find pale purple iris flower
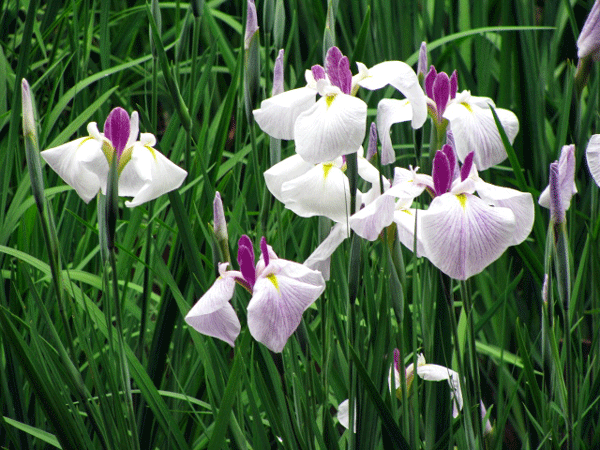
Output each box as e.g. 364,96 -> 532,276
578,0 -> 600,61
185,236 -> 325,353
392,147 -> 534,280
253,46 -> 367,164
539,144 -> 577,223
586,135 -> 600,189
41,107 -> 187,207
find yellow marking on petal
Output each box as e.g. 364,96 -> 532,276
461,102 -> 473,112
117,146 -> 133,175
325,94 -> 336,108
400,209 -> 413,216
101,140 -> 115,164
267,273 -> 279,292
145,145 -> 157,161
456,193 -> 467,209
322,163 -> 334,180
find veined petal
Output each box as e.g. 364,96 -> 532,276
120,139 -> 187,207
420,193 -> 516,280
444,101 -> 519,170
248,260 -> 325,352
350,195 -> 396,241
304,222 -> 349,280
386,167 -> 431,202
264,154 -> 314,203
253,87 -> 316,140
185,275 -> 240,347
475,179 -> 534,245
587,134 -> 600,187
358,61 -> 427,129
41,136 -> 107,203
280,163 -> 352,222
417,364 -> 463,417
294,94 -> 367,164
394,207 -> 426,257
377,98 -> 413,165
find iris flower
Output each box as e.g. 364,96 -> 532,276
586,135 -> 600,189
539,144 -> 577,223
185,235 -> 325,353
41,107 -> 187,207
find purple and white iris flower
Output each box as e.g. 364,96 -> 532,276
540,144 -> 577,223
41,107 -> 187,207
393,147 -> 534,280
586,135 -> 600,189
185,235 -> 326,353
253,46 -> 367,164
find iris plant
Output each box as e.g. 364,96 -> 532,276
185,236 -> 325,353
41,107 -> 187,207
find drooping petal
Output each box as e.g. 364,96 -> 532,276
420,193 -> 516,280
350,194 -> 396,241
119,136 -> 187,207
185,273 -> 240,347
41,135 -> 107,203
294,93 -> 367,163
304,222 -> 349,280
279,163 -> 352,222
253,87 -> 317,140
248,259 -> 325,352
264,154 -> 314,203
417,364 -> 463,418
376,98 -> 413,165
358,61 -> 427,129
394,207 -> 426,257
587,134 -> 600,187
444,94 -> 519,170
476,178 -> 534,245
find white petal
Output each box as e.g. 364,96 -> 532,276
350,195 -> 396,241
587,134 -> 600,188
358,61 -> 427,129
377,99 -> 413,165
264,154 -> 314,203
304,222 -> 350,280
253,87 -> 317,140
280,163 -> 351,222
386,167 -> 432,202
420,193 -> 516,280
294,94 -> 367,164
475,180 -> 534,245
120,143 -> 187,207
394,207 -> 426,257
444,102 -> 519,170
185,276 -> 240,347
248,260 -> 325,352
417,364 -> 463,416
337,399 -> 356,432
41,136 -> 107,203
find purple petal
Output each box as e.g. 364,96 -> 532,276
461,151 -> 475,181
311,64 -> 326,81
417,42 -> 427,77
425,66 -> 437,99
104,107 -> 131,157
272,49 -> 285,96
261,236 -> 270,267
432,150 -> 452,196
326,47 -> 352,94
433,72 -> 450,117
367,122 -> 378,160
237,235 -> 256,287
394,348 -> 401,373
441,144 -> 456,181
450,70 -> 458,99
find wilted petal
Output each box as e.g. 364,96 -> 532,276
185,273 -> 240,347
417,364 -> 463,417
264,154 -> 315,203
350,195 -> 396,241
420,193 -> 516,280
587,134 -> 600,187
119,135 -> 187,207
444,94 -> 519,170
358,61 -> 427,129
294,93 -> 367,163
253,87 -> 316,140
304,222 -> 349,280
248,260 -> 325,352
377,98 -> 413,165
280,162 -> 352,222
41,136 -> 107,203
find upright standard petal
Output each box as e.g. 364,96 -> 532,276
376,98 -> 414,165
420,193 -> 516,280
248,260 -> 325,352
41,136 -> 107,203
185,272 -> 241,347
253,87 -> 316,140
294,92 -> 367,164
587,134 -> 600,187
119,135 -> 187,207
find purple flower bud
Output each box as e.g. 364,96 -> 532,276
325,46 -> 352,94
578,0 -> 600,60
441,144 -> 456,181
542,274 -> 549,304
260,236 -> 270,267
272,49 -> 285,96
21,79 -> 35,137
393,348 -> 401,373
213,192 -> 228,241
433,72 -> 450,118
103,107 -> 130,158
244,0 -> 259,50
461,151 -> 474,182
425,66 -> 437,99
432,150 -> 452,196
418,42 -> 428,77
237,235 -> 256,288
549,161 -> 564,224
311,64 -> 326,81
367,122 -> 378,160
450,70 -> 458,99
